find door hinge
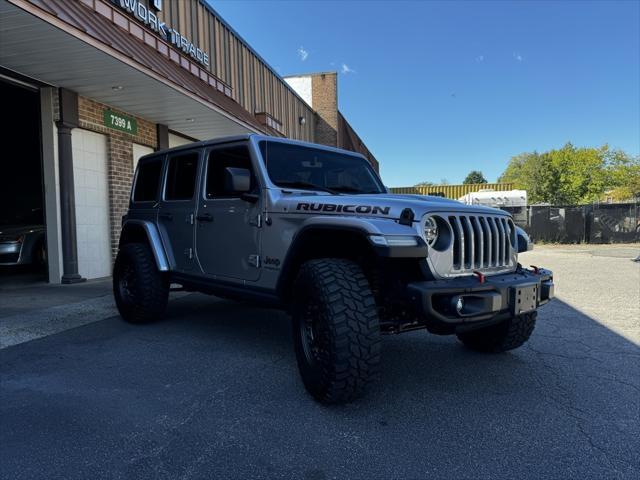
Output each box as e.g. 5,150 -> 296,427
250,214 -> 262,228
248,254 -> 260,268
184,247 -> 193,259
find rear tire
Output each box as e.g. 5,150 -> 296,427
113,243 -> 169,324
292,258 -> 381,404
456,311 -> 537,353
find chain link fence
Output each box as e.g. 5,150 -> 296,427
506,202 -> 639,244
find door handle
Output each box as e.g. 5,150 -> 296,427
159,213 -> 173,221
196,213 -> 213,222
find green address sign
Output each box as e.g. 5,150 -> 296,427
103,109 -> 138,135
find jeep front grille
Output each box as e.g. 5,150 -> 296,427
425,213 -> 517,278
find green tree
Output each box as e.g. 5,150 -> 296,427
498,143 -> 639,204
606,149 -> 640,200
546,143 -> 607,204
414,181 -> 435,187
499,152 -> 556,203
463,171 -> 488,184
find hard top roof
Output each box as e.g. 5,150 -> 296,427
137,134 -> 368,162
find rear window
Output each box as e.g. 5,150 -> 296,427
165,152 -> 199,201
133,159 -> 163,202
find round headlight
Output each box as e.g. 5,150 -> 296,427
424,216 -> 438,246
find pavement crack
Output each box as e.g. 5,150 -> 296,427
525,344 -> 632,474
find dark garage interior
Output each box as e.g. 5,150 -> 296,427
0,78 -> 47,284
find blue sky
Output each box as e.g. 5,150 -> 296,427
210,0 -> 640,187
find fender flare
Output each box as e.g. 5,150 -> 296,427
275,218 -> 427,300
294,215 -> 414,236
293,216 -> 428,258
120,219 -> 170,271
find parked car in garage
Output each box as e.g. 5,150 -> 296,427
0,224 -> 46,266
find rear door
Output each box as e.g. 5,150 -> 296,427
195,143 -> 261,281
158,150 -> 201,272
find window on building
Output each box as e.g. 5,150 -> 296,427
205,146 -> 255,198
133,159 -> 163,202
165,152 -> 199,201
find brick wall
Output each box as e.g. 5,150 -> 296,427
77,96 -> 157,259
311,73 -> 338,146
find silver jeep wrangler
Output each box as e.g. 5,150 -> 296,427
113,134 -> 554,403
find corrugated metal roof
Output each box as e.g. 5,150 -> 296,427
338,111 -> 379,171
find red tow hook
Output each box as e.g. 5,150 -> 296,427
530,265 -> 540,274
472,270 -> 485,284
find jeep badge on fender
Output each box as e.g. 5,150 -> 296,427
113,134 -> 554,404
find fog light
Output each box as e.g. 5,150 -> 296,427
455,297 -> 464,314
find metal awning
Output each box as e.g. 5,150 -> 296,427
0,0 -> 261,140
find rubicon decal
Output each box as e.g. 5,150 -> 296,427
296,203 -> 391,215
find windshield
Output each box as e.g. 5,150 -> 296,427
259,141 -> 385,194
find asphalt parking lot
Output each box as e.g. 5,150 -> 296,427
1,245 -> 639,479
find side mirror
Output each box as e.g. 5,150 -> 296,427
224,167 -> 250,194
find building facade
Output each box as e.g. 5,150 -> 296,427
285,72 -> 378,170
0,0 -> 378,284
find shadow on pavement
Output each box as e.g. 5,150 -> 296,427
0,293 -> 638,479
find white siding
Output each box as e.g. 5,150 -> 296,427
169,132 -> 194,148
72,129 -> 111,279
284,76 -> 313,108
132,143 -> 154,172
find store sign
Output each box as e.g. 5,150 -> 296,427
104,109 -> 138,135
111,0 -> 210,67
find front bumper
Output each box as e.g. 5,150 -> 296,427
407,266 -> 554,328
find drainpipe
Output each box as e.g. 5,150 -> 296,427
57,88 -> 85,284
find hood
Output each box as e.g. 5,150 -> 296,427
273,192 -> 510,220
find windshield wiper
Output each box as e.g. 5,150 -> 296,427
328,185 -> 368,193
277,181 -> 339,195
329,185 -> 384,194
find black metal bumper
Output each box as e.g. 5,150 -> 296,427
406,267 -> 554,328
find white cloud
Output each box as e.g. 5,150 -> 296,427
475,55 -> 485,63
297,46 -> 309,61
341,63 -> 356,74
513,52 -> 523,62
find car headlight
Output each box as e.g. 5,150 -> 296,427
423,216 -> 439,246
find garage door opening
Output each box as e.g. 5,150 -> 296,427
0,79 -> 47,286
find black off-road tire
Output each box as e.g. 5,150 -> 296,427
292,259 -> 381,404
113,243 -> 169,324
456,311 -> 537,353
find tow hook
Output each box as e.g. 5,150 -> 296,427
472,270 -> 485,284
